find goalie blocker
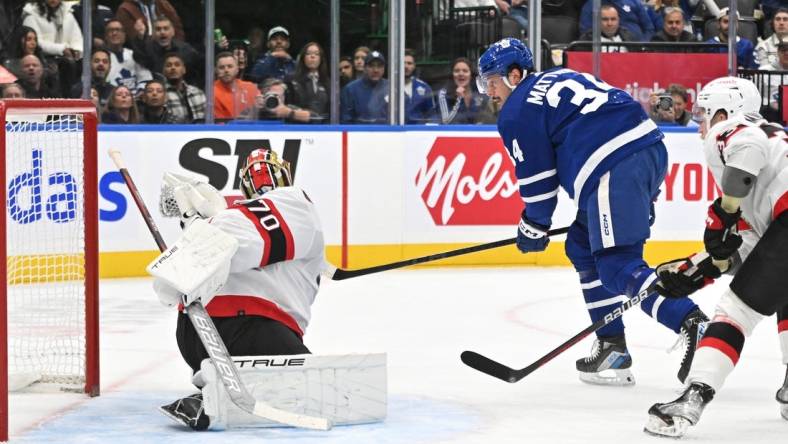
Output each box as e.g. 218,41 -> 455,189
160,353 -> 387,430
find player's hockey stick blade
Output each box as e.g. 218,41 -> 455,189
461,287 -> 656,383
108,148 -> 331,430
325,226 -> 570,280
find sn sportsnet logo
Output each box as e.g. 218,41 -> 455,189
414,137 -> 522,225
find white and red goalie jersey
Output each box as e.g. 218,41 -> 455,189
193,186 -> 326,337
703,114 -> 788,260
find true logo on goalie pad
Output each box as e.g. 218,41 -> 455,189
234,358 -> 306,368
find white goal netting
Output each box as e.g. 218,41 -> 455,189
5,113 -> 88,390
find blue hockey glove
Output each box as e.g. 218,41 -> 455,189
517,215 -> 550,253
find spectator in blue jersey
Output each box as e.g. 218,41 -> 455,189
477,38 -> 708,386
705,8 -> 757,69
340,50 -> 389,124
437,57 -> 488,124
580,0 -> 655,41
249,26 -> 295,84
404,49 -> 435,124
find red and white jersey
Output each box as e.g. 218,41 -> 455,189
703,114 -> 788,259
203,186 -> 325,337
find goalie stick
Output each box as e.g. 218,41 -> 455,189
108,148 -> 331,431
325,227 -> 570,281
461,286 -> 656,383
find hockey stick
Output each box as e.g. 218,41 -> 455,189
461,286 -> 655,383
325,226 -> 571,281
108,148 -> 331,430
461,256 -> 727,383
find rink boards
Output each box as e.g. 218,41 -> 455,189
86,124 -> 711,277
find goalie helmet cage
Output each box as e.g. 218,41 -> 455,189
0,99 -> 99,442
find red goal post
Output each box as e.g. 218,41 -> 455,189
0,99 -> 99,442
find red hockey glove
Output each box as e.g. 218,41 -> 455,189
703,198 -> 743,260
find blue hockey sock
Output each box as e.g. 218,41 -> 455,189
627,266 -> 698,333
579,270 -> 626,338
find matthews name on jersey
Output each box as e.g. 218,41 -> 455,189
496,68 -> 663,226
198,186 -> 325,337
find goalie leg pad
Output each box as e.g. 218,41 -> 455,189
200,353 -> 387,430
729,213 -> 788,316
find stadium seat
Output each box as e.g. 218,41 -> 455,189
541,15 -> 579,45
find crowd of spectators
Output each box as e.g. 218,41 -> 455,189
0,0 -> 786,125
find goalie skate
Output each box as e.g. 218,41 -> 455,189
643,382 -> 714,438
777,366 -> 788,421
159,393 -> 210,431
575,336 -> 634,386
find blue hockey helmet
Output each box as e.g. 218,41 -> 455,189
477,38 -> 533,94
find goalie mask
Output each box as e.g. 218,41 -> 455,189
239,148 -> 292,199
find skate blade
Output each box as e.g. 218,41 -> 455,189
578,368 -> 635,386
780,404 -> 788,421
158,405 -> 191,428
644,414 -> 690,438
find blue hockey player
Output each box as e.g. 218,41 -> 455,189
477,38 -> 709,386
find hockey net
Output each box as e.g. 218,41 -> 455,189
1,99 -> 99,441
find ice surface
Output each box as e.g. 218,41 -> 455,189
9,267 -> 787,443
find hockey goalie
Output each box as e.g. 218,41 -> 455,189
147,148 -> 386,430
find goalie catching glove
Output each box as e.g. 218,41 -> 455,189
146,218 -> 239,308
160,172 -> 227,227
653,252 -> 722,298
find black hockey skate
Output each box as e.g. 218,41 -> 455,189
644,382 -> 715,438
675,309 -> 709,384
159,392 -> 210,431
575,335 -> 634,386
777,365 -> 788,421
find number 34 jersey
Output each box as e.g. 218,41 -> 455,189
204,186 -> 326,337
497,68 -> 664,227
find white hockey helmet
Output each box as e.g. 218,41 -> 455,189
692,76 -> 761,123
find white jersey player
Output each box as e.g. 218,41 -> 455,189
153,148 -> 326,430
644,77 -> 788,438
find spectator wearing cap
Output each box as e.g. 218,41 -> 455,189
340,50 -> 389,124
580,0 -> 654,41
756,8 -> 788,69
651,7 -> 695,42
759,36 -> 788,122
214,51 -> 261,120
404,49 -> 435,124
249,26 -> 295,83
705,8 -> 757,69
